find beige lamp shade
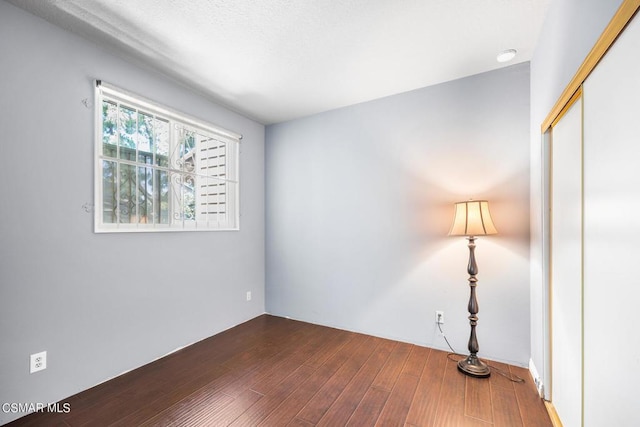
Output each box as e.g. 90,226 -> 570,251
448,200 -> 498,236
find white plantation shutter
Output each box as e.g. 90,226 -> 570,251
194,133 -> 239,229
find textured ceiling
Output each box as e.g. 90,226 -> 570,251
8,0 -> 551,124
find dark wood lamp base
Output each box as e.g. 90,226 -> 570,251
457,353 -> 491,378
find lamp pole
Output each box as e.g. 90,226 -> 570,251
457,236 -> 491,378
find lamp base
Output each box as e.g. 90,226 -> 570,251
457,354 -> 491,378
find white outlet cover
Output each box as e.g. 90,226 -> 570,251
30,351 -> 47,373
246,291 -> 252,301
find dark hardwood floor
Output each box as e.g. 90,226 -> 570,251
7,315 -> 551,426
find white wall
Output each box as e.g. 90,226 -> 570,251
529,0 -> 623,392
266,63 -> 531,365
0,2 -> 265,424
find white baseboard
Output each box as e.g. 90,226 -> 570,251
529,358 -> 544,397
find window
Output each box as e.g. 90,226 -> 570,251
95,81 -> 241,232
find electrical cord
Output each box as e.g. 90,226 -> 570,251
437,322 -> 525,383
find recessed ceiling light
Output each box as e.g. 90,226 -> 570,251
496,49 -> 517,63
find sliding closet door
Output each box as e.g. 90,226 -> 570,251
550,96 -> 582,427
582,12 -> 640,427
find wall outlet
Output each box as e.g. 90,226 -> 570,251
246,291 -> 252,301
30,351 -> 47,373
435,310 -> 444,324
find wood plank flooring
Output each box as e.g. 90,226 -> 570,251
6,315 -> 551,426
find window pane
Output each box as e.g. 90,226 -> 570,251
170,172 -> 195,222
138,166 -> 153,224
155,118 -> 169,167
102,101 -> 118,158
119,164 -> 136,223
177,129 -> 196,173
183,173 -> 195,221
156,170 -> 169,224
119,106 -> 137,161
138,112 -> 153,164
102,160 -> 117,223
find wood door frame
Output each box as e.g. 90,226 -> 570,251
546,90 -> 583,426
541,1 -> 640,134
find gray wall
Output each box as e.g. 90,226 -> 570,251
528,0 -> 623,390
0,2 -> 265,424
266,63 -> 531,365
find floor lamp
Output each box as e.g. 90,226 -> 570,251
448,200 -> 497,378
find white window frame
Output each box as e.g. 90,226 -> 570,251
94,81 -> 241,233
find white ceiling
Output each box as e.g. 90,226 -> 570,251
9,0 -> 551,124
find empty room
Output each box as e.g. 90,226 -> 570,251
1,0 -> 639,426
